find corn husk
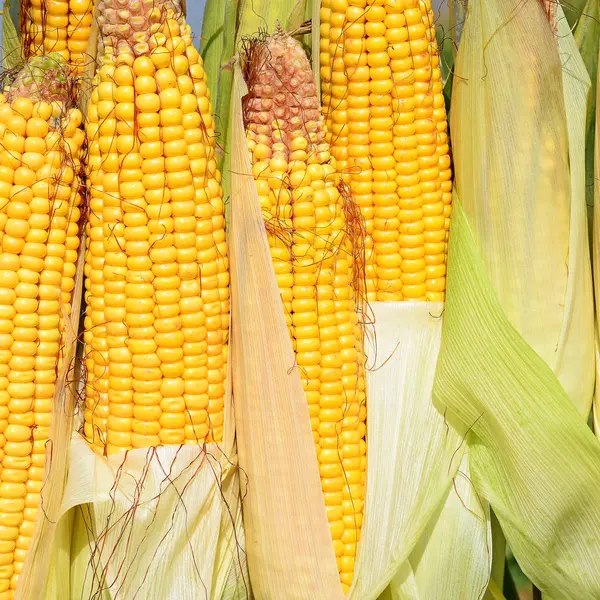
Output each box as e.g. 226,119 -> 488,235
433,2 -> 600,595
450,0 -> 594,417
435,196 -> 600,597
23,356 -> 245,600
2,0 -> 21,69
229,65 -> 343,599
231,39 -> 491,595
340,303 -> 489,600
380,455 -> 491,600
593,41 -> 600,432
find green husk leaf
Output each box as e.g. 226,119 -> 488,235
312,0 -> 320,93
237,0 -> 306,40
488,510 -> 507,592
434,193 -> 600,597
565,0 -> 594,26
2,0 -> 21,70
574,0 -> 600,229
434,1 -> 600,596
201,0 -> 238,205
449,0 -> 467,60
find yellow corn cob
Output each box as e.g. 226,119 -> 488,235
23,0 -> 96,73
320,0 -> 452,302
243,29 -> 367,593
84,0 -> 229,455
0,55 -> 83,599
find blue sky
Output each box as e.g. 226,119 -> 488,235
187,0 -> 208,44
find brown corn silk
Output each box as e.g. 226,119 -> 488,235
319,0 -> 452,302
242,29 -> 367,592
0,55 -> 83,599
22,0 -> 96,74
83,0 -> 230,454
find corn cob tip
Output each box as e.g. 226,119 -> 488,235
96,0 -> 184,56
6,53 -> 72,104
242,29 -> 325,160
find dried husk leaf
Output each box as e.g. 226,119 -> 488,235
593,40 -> 600,433
228,65 -> 343,600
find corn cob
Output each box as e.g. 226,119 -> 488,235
83,0 -> 229,455
242,29 -> 367,592
320,0 -> 452,302
23,0 -> 96,74
0,54 -> 83,599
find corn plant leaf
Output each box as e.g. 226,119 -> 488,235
229,66 -> 343,600
2,0 -> 22,70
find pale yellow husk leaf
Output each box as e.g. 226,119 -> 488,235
450,0 -> 594,417
343,303 -> 489,600
385,455 -> 491,600
46,436 -> 245,600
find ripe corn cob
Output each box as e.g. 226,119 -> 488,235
23,0 -> 96,73
0,54 -> 83,599
320,0 -> 452,302
242,29 -> 367,592
83,0 -> 229,455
